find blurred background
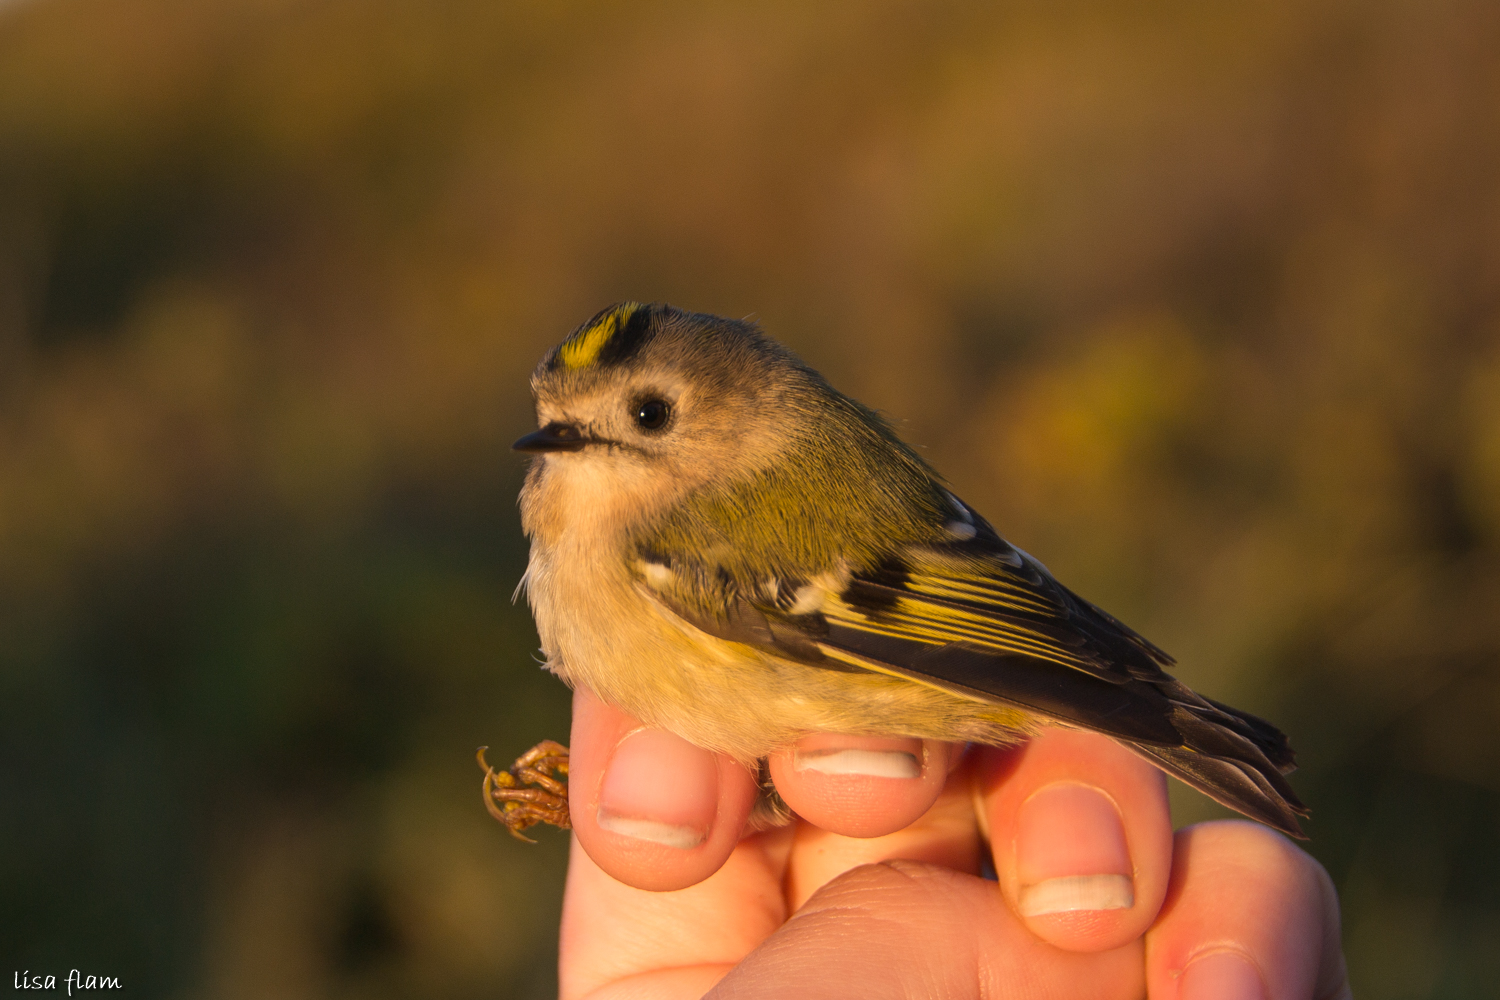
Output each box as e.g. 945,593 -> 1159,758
1,0 -> 1497,996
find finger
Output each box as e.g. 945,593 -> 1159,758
781,746 -> 984,911
1145,821 -> 1351,1000
766,734 -> 961,838
707,859 -> 1145,1000
975,728 -> 1174,953
567,686 -> 760,892
559,831 -> 792,1000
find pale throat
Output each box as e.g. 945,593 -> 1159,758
523,452 -> 680,551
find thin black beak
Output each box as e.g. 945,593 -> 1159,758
513,422 -> 590,453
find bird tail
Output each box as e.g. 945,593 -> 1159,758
1127,685 -> 1309,838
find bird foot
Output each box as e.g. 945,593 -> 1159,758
478,741 -> 571,842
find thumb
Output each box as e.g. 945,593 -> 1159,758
708,859 -> 1145,1000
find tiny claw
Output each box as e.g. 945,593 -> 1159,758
481,766 -> 510,825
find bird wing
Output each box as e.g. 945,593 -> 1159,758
635,505 -> 1310,837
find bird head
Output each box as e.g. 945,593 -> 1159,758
517,304 -> 816,534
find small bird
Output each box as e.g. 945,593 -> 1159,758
488,302 -> 1308,840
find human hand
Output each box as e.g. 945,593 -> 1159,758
557,687 -> 1350,1000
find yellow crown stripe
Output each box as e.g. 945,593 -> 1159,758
558,303 -> 641,370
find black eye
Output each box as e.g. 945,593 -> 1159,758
635,398 -> 671,431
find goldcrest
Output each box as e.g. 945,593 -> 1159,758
496,303 -> 1306,839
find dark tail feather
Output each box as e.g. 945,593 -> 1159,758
1129,697 -> 1310,839
1201,695 -> 1298,774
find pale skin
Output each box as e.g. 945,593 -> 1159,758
559,687 -> 1352,1000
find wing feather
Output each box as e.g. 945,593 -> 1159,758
634,512 -> 1309,837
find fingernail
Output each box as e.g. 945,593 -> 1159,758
795,748 -> 921,778
1018,874 -> 1134,916
596,728 -> 715,849
1015,782 -> 1133,916
1179,952 -> 1266,1000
